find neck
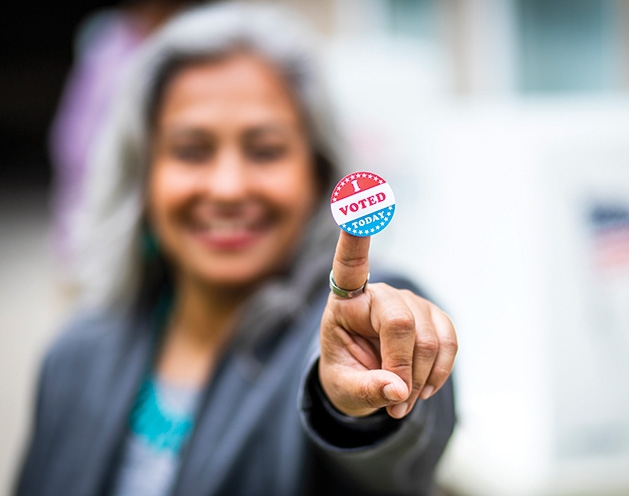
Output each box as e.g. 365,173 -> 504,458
155,273 -> 253,386
170,274 -> 253,347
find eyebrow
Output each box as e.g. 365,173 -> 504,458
158,127 -> 211,141
243,124 -> 293,140
158,122 -> 296,142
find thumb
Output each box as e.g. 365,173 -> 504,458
320,367 -> 410,418
332,231 -> 370,293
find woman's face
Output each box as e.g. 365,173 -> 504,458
148,53 -> 319,290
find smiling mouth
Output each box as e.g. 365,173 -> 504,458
189,217 -> 270,250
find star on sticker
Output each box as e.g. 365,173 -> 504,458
350,175 -> 355,180
380,222 -> 385,227
378,180 -> 383,184
388,206 -> 393,210
387,212 -> 391,217
376,225 -> 380,230
368,174 -> 373,179
370,228 -> 375,233
342,224 -> 346,228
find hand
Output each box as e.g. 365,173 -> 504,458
319,231 -> 458,419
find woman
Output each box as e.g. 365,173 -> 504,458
17,4 -> 457,496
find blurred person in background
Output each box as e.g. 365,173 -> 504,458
16,3 -> 457,496
49,0 -> 200,294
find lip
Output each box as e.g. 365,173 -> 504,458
188,217 -> 270,250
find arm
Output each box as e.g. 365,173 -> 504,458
299,231 -> 458,495
300,356 -> 455,495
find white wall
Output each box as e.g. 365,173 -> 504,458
324,42 -> 629,492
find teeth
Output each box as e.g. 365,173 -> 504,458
198,219 -> 256,232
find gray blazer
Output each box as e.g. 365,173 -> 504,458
15,276 -> 455,496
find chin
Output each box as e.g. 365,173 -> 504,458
195,261 -> 276,290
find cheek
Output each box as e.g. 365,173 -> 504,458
147,164 -> 192,232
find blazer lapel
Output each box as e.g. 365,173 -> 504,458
69,313 -> 153,496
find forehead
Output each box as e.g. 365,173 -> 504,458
157,53 -> 302,128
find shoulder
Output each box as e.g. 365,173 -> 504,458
26,308 -> 139,439
42,308 -> 132,380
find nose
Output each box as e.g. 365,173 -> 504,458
205,146 -> 248,203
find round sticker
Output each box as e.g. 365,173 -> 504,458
330,171 -> 396,237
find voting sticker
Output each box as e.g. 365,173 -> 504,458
330,171 -> 396,237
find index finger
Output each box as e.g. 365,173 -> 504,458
332,230 -> 370,292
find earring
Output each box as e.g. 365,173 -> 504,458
142,224 -> 160,259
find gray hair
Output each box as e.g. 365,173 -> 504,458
76,2 -> 345,311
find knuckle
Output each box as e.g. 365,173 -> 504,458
399,288 -> 414,299
441,335 -> 459,355
416,336 -> 439,357
357,382 -> 381,409
366,394 -> 382,409
385,312 -> 415,335
335,253 -> 368,269
431,364 -> 453,383
387,356 -> 413,370
411,379 -> 424,395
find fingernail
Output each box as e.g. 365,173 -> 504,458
420,385 -> 435,400
390,402 -> 409,418
383,383 -> 400,402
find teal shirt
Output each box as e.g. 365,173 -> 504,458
111,376 -> 200,496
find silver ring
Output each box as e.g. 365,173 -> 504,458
329,270 -> 369,299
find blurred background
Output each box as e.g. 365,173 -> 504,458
1,0 -> 628,494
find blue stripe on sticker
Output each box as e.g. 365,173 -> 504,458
340,205 -> 395,237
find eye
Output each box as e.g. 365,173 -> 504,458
172,143 -> 213,164
247,144 -> 287,163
